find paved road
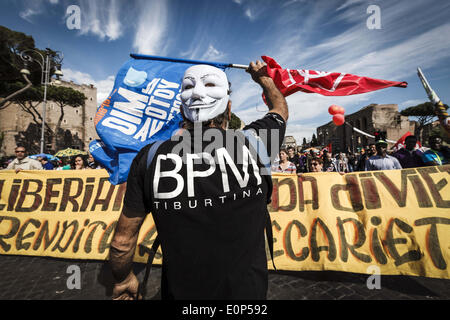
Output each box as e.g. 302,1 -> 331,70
0,254 -> 449,300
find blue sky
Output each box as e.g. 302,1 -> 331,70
1,0 -> 450,143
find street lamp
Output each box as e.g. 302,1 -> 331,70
19,49 -> 64,154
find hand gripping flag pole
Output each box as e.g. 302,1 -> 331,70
417,67 -> 450,135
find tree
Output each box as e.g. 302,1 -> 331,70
2,82 -> 86,153
0,26 -> 87,153
311,133 -> 318,147
46,85 -> 86,151
0,26 -> 63,108
302,137 -> 307,147
400,102 -> 449,139
229,112 -> 242,130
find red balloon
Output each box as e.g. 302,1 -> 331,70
333,114 -> 345,126
335,106 -> 345,115
328,105 -> 339,115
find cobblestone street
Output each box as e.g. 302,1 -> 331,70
1,255 -> 449,300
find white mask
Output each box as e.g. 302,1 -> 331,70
181,65 -> 230,122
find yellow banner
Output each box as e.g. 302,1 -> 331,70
0,166 -> 449,279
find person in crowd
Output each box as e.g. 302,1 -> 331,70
71,155 -> 88,170
56,158 -> 72,170
421,135 -> 449,166
299,151 -> 307,172
393,135 -> 425,168
356,143 -> 376,171
40,156 -> 55,170
272,149 -> 297,173
87,153 -> 103,169
109,60 -> 288,300
287,146 -> 303,173
335,152 -> 349,173
323,152 -> 336,172
305,149 -> 319,172
365,140 -> 402,171
6,145 -> 42,173
347,153 -> 356,172
309,157 -> 324,173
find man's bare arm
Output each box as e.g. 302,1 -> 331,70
109,207 -> 145,283
247,60 -> 289,122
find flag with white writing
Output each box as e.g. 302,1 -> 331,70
89,54 -> 229,185
262,56 -> 407,97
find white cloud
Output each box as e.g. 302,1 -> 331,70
200,45 -> 226,61
132,0 -> 169,55
19,8 -> 40,23
244,8 -> 254,21
77,0 -> 123,41
230,0 -> 450,140
62,68 -> 115,104
336,0 -> 362,11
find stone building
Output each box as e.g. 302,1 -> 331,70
316,104 -> 416,153
0,80 -> 99,157
282,136 -> 297,149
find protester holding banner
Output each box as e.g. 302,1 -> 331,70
365,140 -> 402,171
109,60 -> 288,300
6,146 -> 42,173
393,135 -> 425,168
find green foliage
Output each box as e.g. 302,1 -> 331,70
0,25 -> 62,93
229,112 -> 242,129
2,81 -> 86,107
311,133 -> 318,147
400,102 -> 448,117
400,101 -> 449,136
47,85 -> 86,108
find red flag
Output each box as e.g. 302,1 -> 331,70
262,56 -> 407,97
322,143 -> 332,154
392,131 -> 422,152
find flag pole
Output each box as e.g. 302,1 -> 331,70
229,64 -> 249,69
130,53 -> 248,70
417,67 -> 450,135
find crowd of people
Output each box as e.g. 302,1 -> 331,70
272,135 -> 450,174
1,145 -> 103,172
2,135 -> 449,175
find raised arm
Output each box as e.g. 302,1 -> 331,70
247,60 -> 289,122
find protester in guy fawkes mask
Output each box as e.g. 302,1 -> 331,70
109,61 -> 289,300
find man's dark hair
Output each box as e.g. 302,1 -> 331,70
15,145 -> 26,151
429,135 -> 442,144
311,157 -> 323,165
405,135 -> 417,142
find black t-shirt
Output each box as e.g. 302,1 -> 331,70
124,112 -> 286,300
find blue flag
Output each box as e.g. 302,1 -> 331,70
89,54 -> 229,185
